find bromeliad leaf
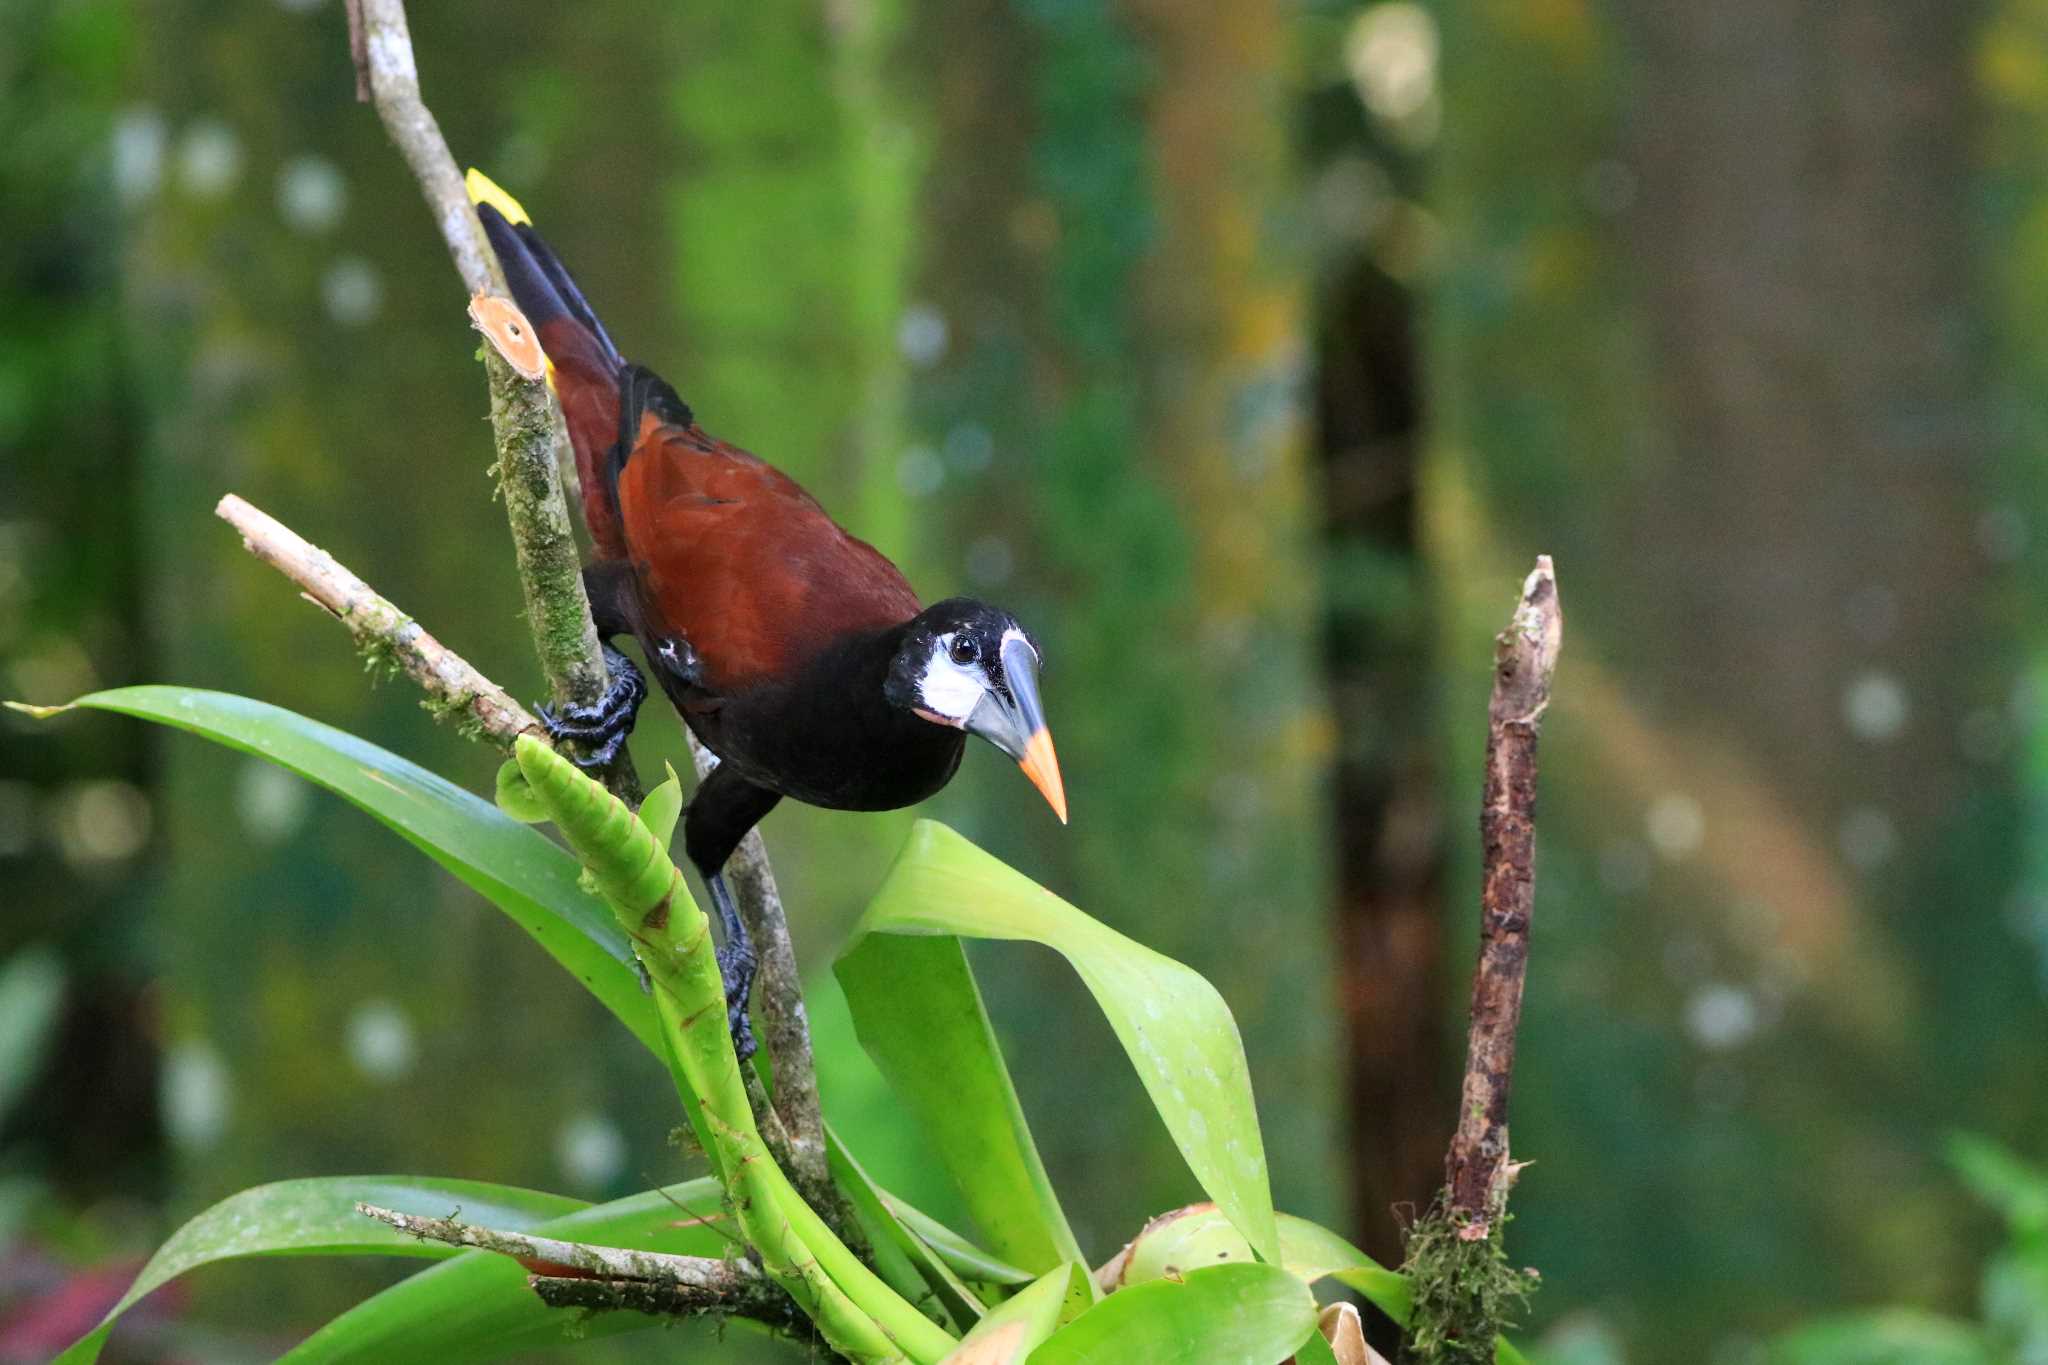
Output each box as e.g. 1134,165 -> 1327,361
838,821 -> 1279,1265
32,689 -> 658,1055
52,1177 -> 585,1365
936,1263 -> 1084,1364
1027,1263 -> 1316,1365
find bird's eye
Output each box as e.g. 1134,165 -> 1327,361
949,636 -> 979,666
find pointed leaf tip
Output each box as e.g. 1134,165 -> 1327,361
5,699 -> 71,719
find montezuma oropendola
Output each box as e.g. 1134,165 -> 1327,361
467,171 -> 1067,1058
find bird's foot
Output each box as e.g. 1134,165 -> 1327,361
537,643 -> 646,770
717,941 -> 758,1063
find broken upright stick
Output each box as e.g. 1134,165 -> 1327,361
1447,555 -> 1562,1230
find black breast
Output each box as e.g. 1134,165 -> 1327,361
679,626 -> 968,812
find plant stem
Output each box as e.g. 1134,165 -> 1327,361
687,735 -> 836,1223
515,737 -> 956,1364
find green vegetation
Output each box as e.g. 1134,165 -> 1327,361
28,687 -> 1454,1362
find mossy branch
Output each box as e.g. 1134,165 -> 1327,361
1403,557 -> 1560,1365
346,0 -> 635,799
216,494 -> 539,748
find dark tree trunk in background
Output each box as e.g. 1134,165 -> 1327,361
906,0 -> 1341,1249
1316,257 -> 1445,1267
1431,0 -> 2035,1355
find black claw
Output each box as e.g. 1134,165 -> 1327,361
536,645 -> 646,768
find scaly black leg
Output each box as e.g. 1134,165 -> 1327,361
684,765 -> 782,1065
705,872 -> 757,1063
536,642 -> 646,770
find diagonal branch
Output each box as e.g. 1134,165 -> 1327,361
355,1202 -> 801,1330
217,494 -> 539,747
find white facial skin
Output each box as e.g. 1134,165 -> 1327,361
913,628 -> 1037,729
912,633 -> 990,728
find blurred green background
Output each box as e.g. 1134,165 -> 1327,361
3,0 -> 2046,1361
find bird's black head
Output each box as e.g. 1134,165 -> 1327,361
885,597 -> 1067,823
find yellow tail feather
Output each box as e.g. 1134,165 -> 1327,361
464,167 -> 531,226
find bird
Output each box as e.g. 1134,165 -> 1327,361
466,170 -> 1067,1059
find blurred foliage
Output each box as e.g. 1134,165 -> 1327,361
3,0 -> 2047,1362
1750,1137 -> 2048,1365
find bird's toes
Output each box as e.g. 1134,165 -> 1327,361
728,1004 -> 757,1064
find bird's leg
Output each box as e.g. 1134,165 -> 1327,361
536,642 -> 646,769
705,871 -> 758,1063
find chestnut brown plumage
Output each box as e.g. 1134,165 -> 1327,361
469,172 -> 1066,1057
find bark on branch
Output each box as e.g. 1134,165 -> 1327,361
216,494 -> 540,748
1445,556 -> 1562,1230
343,0 -> 837,1253
355,1202 -> 800,1330
344,0 -> 633,799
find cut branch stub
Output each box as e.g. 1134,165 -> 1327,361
1445,556 -> 1561,1229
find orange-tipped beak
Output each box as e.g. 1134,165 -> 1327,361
1018,727 -> 1068,825
966,632 -> 1069,827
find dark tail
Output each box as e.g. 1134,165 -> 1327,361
470,172 -> 635,558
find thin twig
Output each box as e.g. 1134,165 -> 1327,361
346,0 -> 636,800
356,1201 -> 795,1327
216,494 -> 539,748
528,1274 -> 808,1332
1445,556 -> 1562,1231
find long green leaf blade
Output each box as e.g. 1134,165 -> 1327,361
839,927 -> 1083,1275
840,821 -> 1277,1264
1026,1263 -> 1315,1365
41,689 -> 658,1053
54,1177 -> 585,1365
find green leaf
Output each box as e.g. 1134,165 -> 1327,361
838,927 -> 1080,1275
830,1126 -> 979,1331
1948,1131 -> 2048,1236
941,1264 -> 1084,1364
281,1179 -> 737,1363
491,759 -> 547,823
888,1197 -> 1037,1288
1027,1263 -> 1316,1365
1276,1214 -> 1410,1324
1765,1309 -> 1994,1365
46,689 -> 658,1054
54,1177 -> 585,1365
1291,1328 -> 1342,1365
0,945 -> 65,1125
838,821 -> 1276,1267
639,762 -> 686,852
